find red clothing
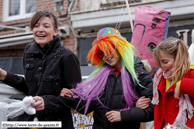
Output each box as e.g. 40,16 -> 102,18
154,69 -> 194,129
110,68 -> 121,76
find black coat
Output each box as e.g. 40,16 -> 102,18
3,36 -> 82,129
47,57 -> 154,129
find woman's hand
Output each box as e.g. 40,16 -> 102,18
60,88 -> 74,97
136,96 -> 151,109
0,68 -> 7,80
32,96 -> 45,111
105,111 -> 121,122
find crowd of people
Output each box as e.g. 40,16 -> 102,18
0,11 -> 194,129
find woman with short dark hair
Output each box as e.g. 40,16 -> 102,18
0,11 -> 81,129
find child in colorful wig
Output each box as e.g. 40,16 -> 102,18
151,37 -> 194,129
59,27 -> 154,129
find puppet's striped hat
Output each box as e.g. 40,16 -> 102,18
92,27 -> 126,46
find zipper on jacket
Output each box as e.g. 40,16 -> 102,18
106,74 -> 117,129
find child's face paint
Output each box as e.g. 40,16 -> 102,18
159,51 -> 175,80
102,51 -> 122,69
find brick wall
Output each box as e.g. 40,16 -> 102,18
0,0 -> 78,57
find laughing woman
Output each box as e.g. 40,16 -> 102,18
59,27 -> 154,129
0,11 -> 81,129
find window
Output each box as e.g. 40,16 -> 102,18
3,0 -> 36,21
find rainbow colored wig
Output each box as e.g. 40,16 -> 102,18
87,27 -> 137,79
73,27 -> 140,114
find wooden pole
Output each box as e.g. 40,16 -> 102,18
125,0 -> 134,32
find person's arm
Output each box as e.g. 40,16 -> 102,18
35,53 -> 81,112
120,57 -> 154,122
0,68 -> 7,80
179,70 -> 194,97
106,96 -> 152,123
2,72 -> 28,94
59,88 -> 96,115
61,53 -> 82,89
136,96 -> 151,109
35,91 -> 95,116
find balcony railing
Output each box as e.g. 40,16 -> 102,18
101,0 -> 169,9
102,0 -> 141,6
72,0 -> 170,14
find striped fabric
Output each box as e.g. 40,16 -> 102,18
92,27 -> 125,45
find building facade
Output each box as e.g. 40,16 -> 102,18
0,0 -> 194,129
69,0 -> 194,65
0,0 -> 80,74
0,0 -> 77,56
0,0 -> 194,68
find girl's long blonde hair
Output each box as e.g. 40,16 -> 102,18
153,37 -> 190,82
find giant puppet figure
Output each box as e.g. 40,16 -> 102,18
131,6 -> 171,74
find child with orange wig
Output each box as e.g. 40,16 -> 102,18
59,27 -> 154,129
